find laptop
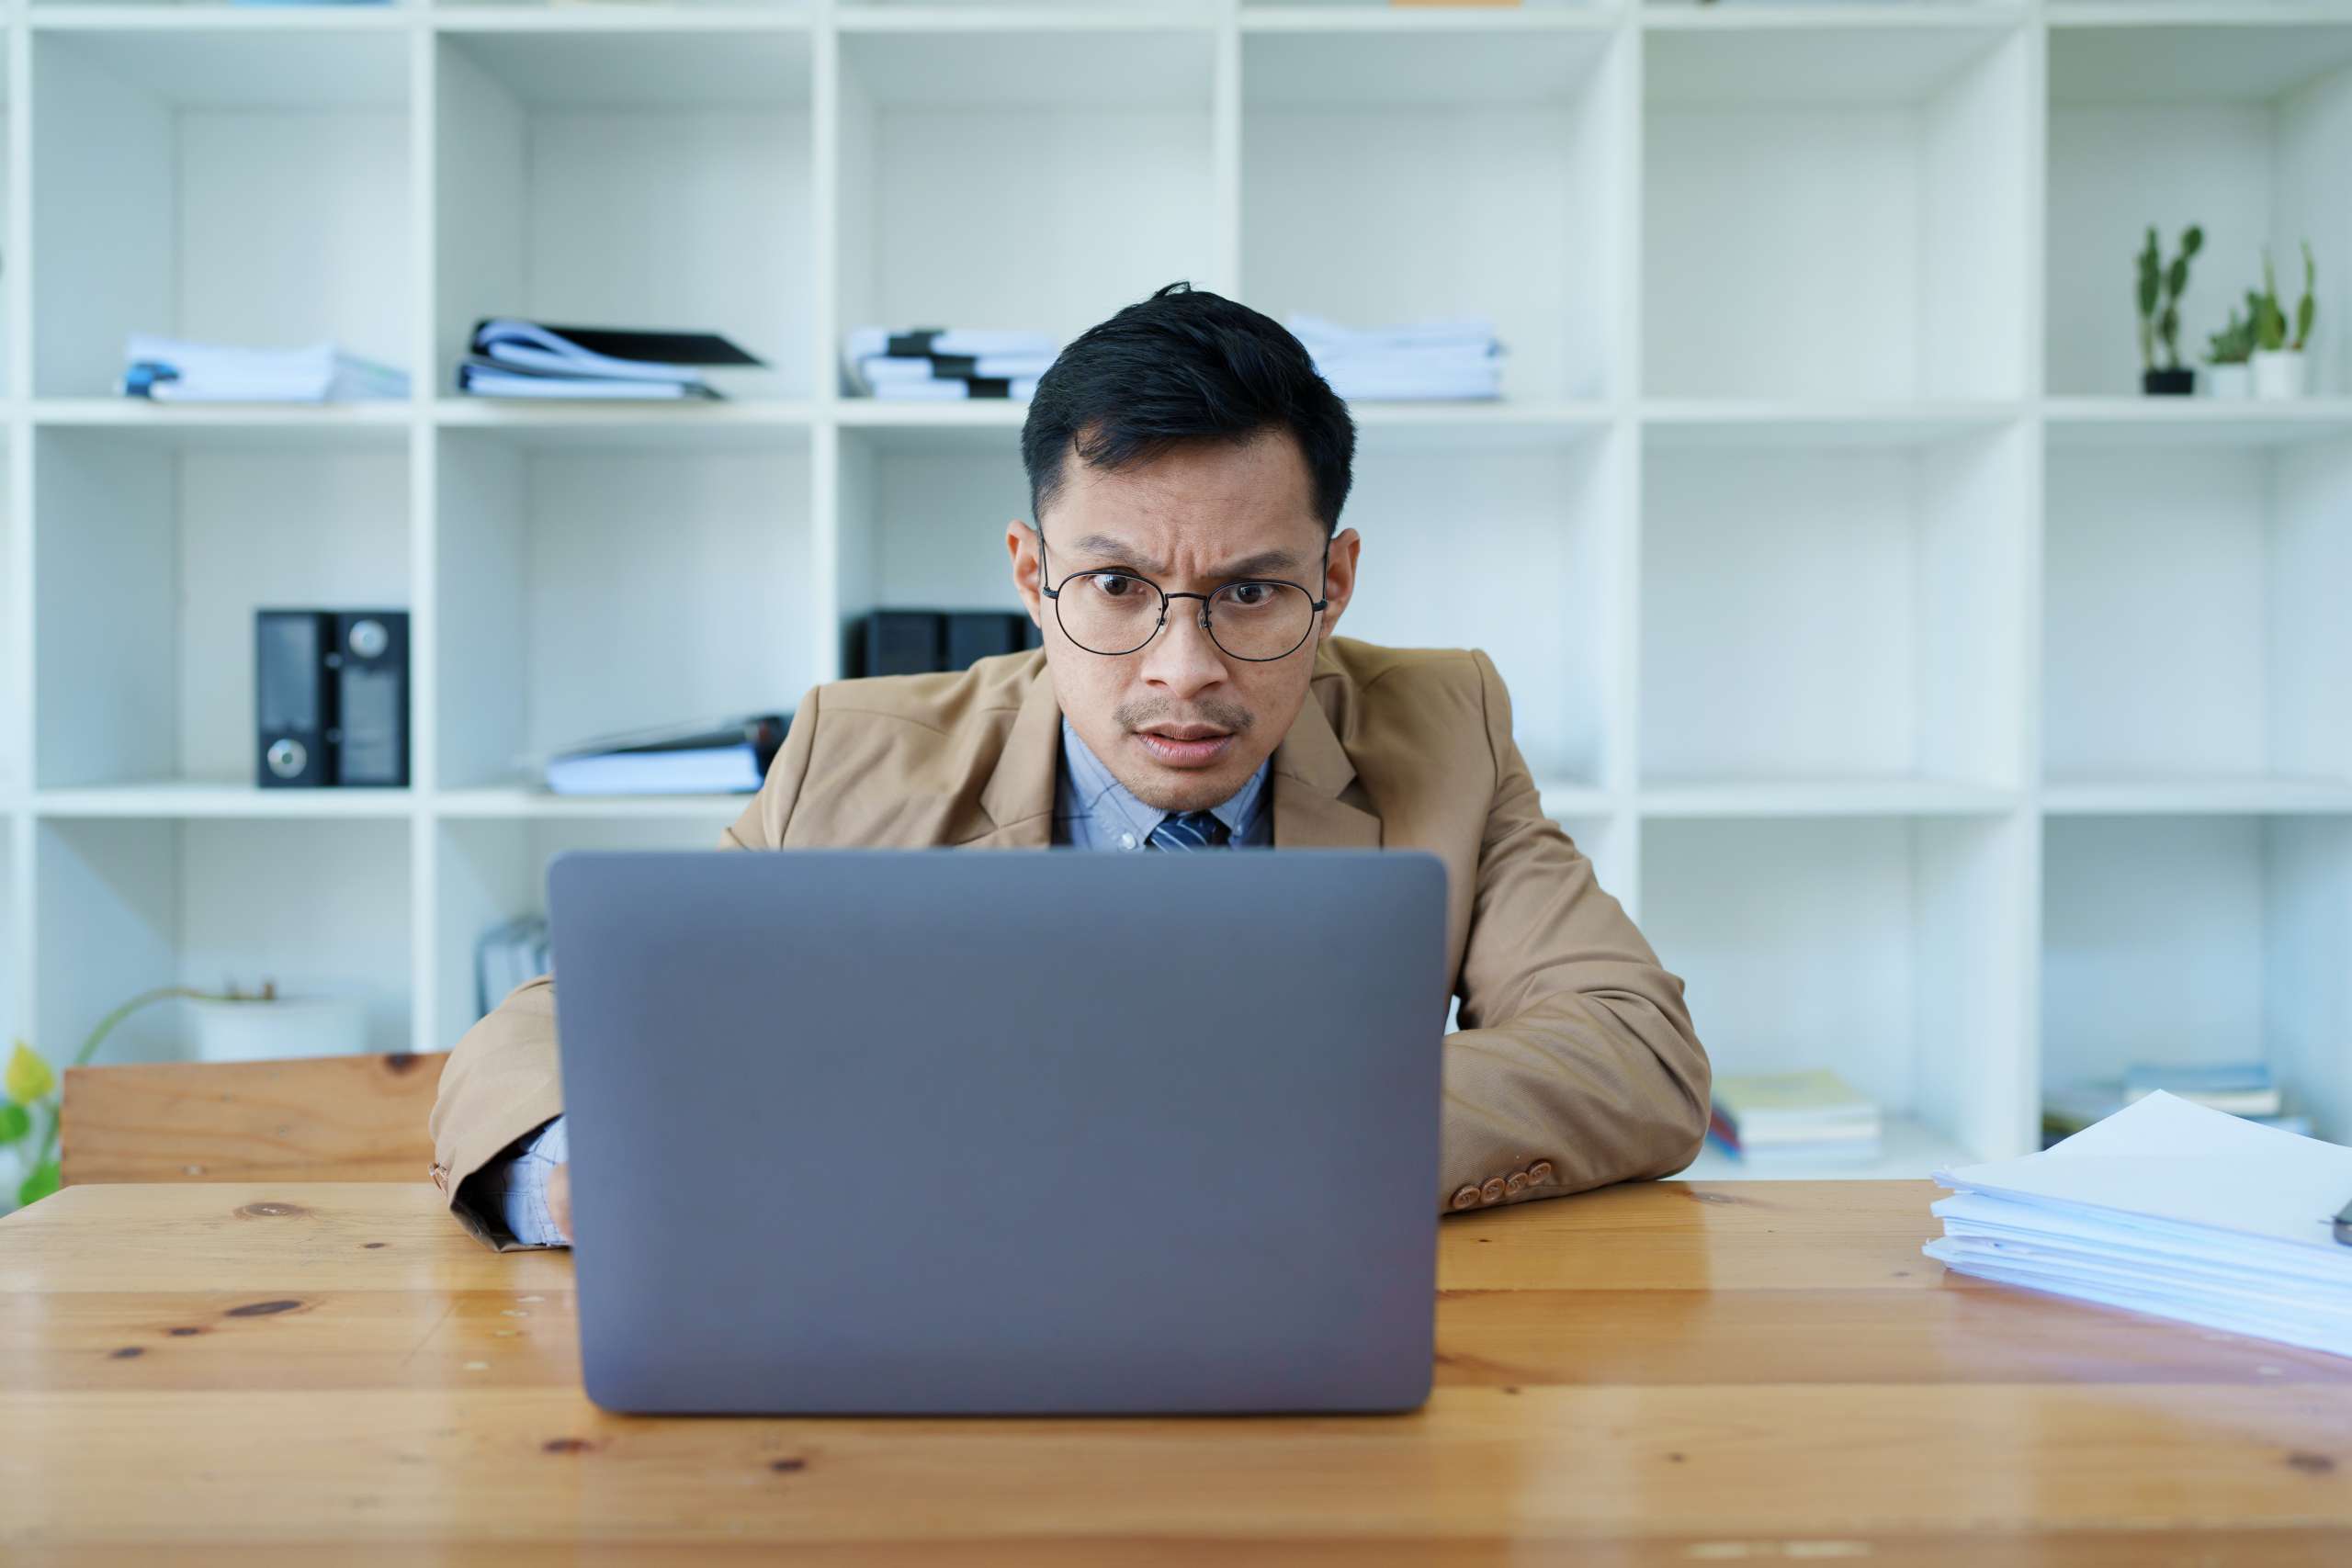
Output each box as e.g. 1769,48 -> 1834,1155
545,847 -> 1448,1416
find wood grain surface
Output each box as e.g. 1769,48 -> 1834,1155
4,1179 -> 2349,1565
59,1054 -> 447,1186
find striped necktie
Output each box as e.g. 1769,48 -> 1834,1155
1147,810 -> 1230,850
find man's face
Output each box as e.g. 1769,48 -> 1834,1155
1006,430 -> 1360,816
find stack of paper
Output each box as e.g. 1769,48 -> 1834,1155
846,327 -> 1055,401
458,321 -> 765,400
1284,314 -> 1504,401
1928,1091 -> 2352,1359
1707,1068 -> 1883,1166
121,334 -> 409,403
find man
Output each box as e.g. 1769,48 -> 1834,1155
429,282 -> 1709,1250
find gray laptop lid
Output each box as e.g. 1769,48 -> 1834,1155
546,848 -> 1446,1416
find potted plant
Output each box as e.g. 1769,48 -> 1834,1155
2137,224 -> 2202,395
2251,241 -> 2318,400
2202,299 -> 2256,399
2,986 -> 229,1211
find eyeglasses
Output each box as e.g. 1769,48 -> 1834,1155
1036,531 -> 1329,662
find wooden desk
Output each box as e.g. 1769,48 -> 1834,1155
4,1179 -> 2349,1565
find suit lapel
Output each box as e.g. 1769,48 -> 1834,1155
961,659 -> 1060,849
1272,658 -> 1383,850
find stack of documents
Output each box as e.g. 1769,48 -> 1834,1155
121,334 -> 408,403
846,327 -> 1055,400
459,321 -> 764,400
1928,1092 -> 2352,1359
544,713 -> 788,796
1707,1069 -> 1883,1167
475,916 -> 549,1019
1285,314 -> 1504,401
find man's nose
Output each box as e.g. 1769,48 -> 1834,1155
1139,599 -> 1227,698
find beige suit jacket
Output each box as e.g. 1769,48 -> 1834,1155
429,637 -> 1711,1247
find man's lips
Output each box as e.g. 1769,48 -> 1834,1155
1133,728 -> 1236,767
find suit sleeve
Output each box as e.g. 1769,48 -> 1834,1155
1439,649 -> 1712,1210
428,692 -> 823,1246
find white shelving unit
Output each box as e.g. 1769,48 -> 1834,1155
2,0 -> 2349,1183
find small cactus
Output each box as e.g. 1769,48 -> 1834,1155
2136,224 -> 2202,371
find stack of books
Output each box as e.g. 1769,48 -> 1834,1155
1285,314 -> 1504,400
121,334 -> 408,403
845,327 -> 1056,400
458,321 -> 764,400
1928,1092 -> 2352,1359
543,714 -> 788,796
2042,1062 -> 2309,1148
475,915 -> 549,1019
1707,1069 -> 1883,1167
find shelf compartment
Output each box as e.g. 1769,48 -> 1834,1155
435,425 -> 814,791
1640,423 -> 2030,789
435,28 -> 814,399
2046,20 -> 2352,397
1644,21 -> 2031,400
32,816 -> 413,1066
2042,433 -> 2352,786
835,424 -> 1034,668
1642,812 -> 2033,1178
835,27 -> 1216,395
432,815 -> 726,1061
2042,813 -> 2352,1145
31,426 -> 412,792
1343,423 -> 1624,788
30,28 -> 410,402
1242,23 -> 1627,402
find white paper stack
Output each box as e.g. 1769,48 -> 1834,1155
1927,1091 -> 2352,1359
122,333 -> 409,403
845,327 -> 1055,400
1284,314 -> 1504,401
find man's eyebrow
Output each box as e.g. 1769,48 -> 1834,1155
1065,534 -> 1303,580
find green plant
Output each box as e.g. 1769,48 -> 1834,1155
1,986 -> 238,1210
2137,224 -> 2203,372
2252,243 -> 2318,355
2205,301 -> 2257,366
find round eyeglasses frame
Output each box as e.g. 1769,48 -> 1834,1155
1035,529 -> 1329,662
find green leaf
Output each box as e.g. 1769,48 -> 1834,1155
17,1158 -> 60,1209
0,1101 -> 28,1143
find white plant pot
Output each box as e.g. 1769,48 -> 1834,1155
2203,363 -> 2252,400
187,995 -> 367,1064
2251,350 -> 2307,400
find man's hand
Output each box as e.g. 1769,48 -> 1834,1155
548,1161 -> 572,1245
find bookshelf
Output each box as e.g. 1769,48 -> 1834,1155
1,0 -> 2349,1181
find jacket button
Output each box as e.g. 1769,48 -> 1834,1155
1506,1171 -> 1527,1194
1528,1161 -> 1555,1185
1451,1186 -> 1481,1212
1480,1178 -> 1507,1205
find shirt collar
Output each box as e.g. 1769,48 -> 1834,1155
1058,716 -> 1271,844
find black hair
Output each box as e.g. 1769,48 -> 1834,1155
1021,282 -> 1355,537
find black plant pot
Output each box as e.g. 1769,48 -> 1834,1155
2143,367 -> 2196,396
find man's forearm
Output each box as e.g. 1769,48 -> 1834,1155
1440,987 -> 1711,1210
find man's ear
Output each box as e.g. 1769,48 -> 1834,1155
1316,527 -> 1362,645
1006,520 -> 1045,626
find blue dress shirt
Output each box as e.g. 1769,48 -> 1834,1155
475,719 -> 1272,1247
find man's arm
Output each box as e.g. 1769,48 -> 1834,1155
427,692 -> 823,1247
1439,649 -> 1712,1211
